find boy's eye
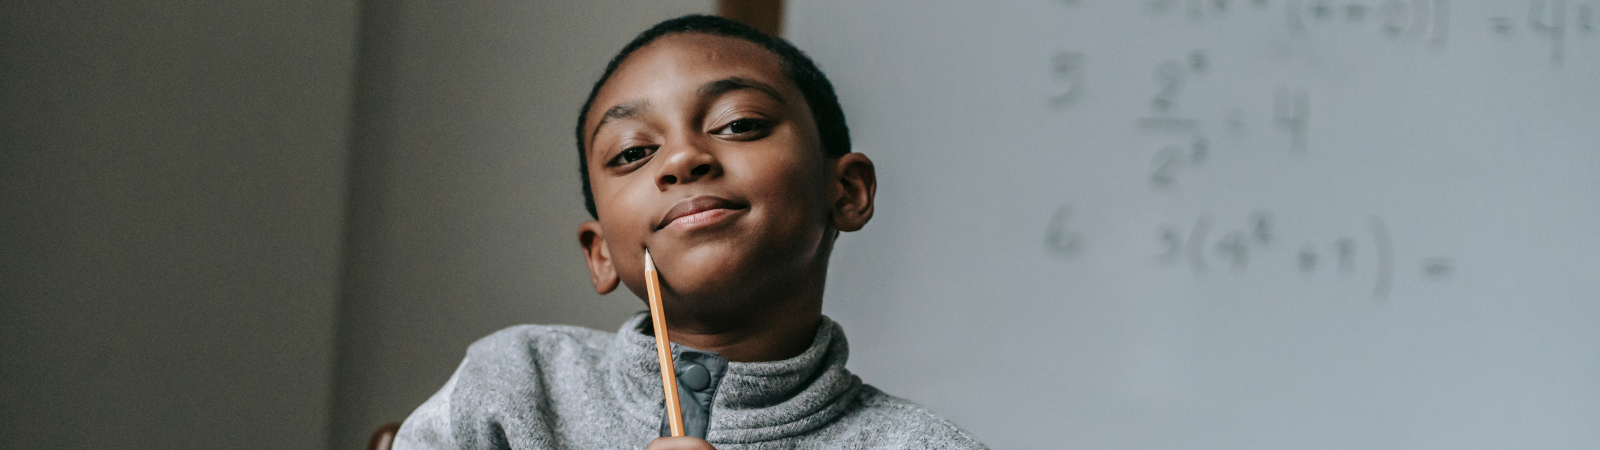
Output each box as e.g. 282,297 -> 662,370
612,146 -> 656,165
714,118 -> 769,136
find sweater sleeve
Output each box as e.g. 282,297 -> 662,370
393,358 -> 468,450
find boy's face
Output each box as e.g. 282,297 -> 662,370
577,33 -> 873,320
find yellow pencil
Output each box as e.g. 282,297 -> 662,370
644,249 -> 685,437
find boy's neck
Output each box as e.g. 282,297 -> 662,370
652,299 -> 822,363
650,243 -> 834,362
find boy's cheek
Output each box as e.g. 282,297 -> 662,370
592,206 -> 648,296
618,270 -> 650,302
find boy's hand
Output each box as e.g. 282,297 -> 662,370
646,436 -> 717,450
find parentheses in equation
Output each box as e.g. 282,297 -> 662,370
1368,216 -> 1395,302
1188,215 -> 1213,274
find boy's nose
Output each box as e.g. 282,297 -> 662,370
655,145 -> 720,189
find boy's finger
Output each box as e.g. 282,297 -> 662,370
645,436 -> 717,450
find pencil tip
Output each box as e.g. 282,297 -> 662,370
644,249 -> 654,272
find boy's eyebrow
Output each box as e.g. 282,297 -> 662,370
591,100 -> 650,146
589,78 -> 782,148
699,77 -> 786,105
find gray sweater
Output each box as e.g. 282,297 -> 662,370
394,314 -> 987,449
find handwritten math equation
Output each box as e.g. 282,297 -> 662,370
1143,0 -> 1452,45
1097,45 -> 1310,189
1045,206 -> 1456,301
1024,1 -> 1583,294
1048,0 -> 1597,178
1129,0 -> 1593,65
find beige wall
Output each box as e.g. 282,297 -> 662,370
0,1 -> 357,449
330,1 -> 713,449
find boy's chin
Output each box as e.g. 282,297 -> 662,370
655,238 -> 746,272
659,254 -> 757,297
651,244 -> 779,306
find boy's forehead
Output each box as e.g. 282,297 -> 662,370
586,34 -> 796,134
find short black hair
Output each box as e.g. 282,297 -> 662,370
574,14 -> 851,219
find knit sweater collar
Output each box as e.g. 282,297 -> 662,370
603,314 -> 862,443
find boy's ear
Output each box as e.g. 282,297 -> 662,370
829,153 -> 877,233
578,221 -> 620,295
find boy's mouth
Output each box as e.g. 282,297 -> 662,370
657,195 -> 747,231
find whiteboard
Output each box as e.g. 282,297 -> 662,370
789,1 -> 1600,448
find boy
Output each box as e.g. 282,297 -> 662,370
394,15 -> 987,450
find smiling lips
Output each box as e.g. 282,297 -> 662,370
657,195 -> 746,231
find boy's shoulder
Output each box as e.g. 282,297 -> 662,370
462,323 -> 615,367
833,384 -> 990,449
472,322 -> 613,349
